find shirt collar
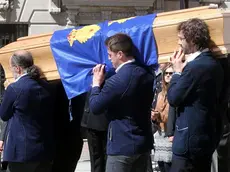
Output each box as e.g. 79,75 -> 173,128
186,48 -> 209,63
15,73 -> 28,82
115,59 -> 135,73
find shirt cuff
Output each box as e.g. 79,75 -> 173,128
92,85 -> 101,89
91,86 -> 101,95
173,72 -> 181,76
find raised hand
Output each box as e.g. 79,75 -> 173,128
170,48 -> 187,73
92,64 -> 106,87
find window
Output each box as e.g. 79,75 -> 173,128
0,24 -> 28,48
0,24 -> 28,97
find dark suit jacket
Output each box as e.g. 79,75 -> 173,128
81,90 -> 108,131
166,106 -> 177,137
0,64 -> 5,104
152,71 -> 162,109
89,62 -> 154,156
0,64 -> 6,142
167,51 -> 224,159
0,75 -> 54,162
214,57 -> 230,146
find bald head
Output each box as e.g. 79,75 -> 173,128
14,50 -> 31,57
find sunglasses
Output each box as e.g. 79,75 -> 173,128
165,72 -> 173,75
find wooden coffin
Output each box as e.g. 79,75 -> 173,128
0,5 -> 230,85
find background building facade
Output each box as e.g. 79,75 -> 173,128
0,0 -> 202,48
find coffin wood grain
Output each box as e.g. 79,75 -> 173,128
0,6 -> 229,84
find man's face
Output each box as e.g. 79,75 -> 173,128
107,48 -> 120,69
9,57 -> 20,80
178,31 -> 192,54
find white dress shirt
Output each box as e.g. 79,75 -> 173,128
15,73 -> 28,82
173,48 -> 209,76
115,59 -> 135,73
186,48 -> 209,63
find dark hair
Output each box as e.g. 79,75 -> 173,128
105,33 -> 134,57
177,18 -> 211,50
162,64 -> 173,96
11,51 -> 41,79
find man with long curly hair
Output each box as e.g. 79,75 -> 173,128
167,18 -> 224,172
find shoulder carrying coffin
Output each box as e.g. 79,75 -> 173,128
0,5 -> 229,84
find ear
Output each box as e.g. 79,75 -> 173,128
15,66 -> 21,73
117,51 -> 123,59
189,40 -> 195,46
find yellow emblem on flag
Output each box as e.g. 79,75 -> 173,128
67,25 -> 101,46
108,17 -> 135,26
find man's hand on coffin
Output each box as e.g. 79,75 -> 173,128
171,48 -> 187,73
92,64 -> 105,87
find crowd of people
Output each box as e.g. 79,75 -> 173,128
0,18 -> 229,172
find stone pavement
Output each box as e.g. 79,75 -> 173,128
75,140 -> 91,172
75,161 -> 90,172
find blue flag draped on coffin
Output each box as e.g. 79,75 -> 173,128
50,13 -> 158,99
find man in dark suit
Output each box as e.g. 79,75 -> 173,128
211,55 -> 230,172
167,18 -> 224,172
50,80 -> 84,172
0,120 -> 7,171
0,64 -> 5,104
67,94 -> 85,172
0,63 -> 6,171
0,50 -> 54,172
89,33 -> 154,172
81,90 -> 108,172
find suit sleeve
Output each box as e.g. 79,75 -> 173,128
0,85 -> 17,121
167,65 -> 196,107
166,106 -> 176,137
89,76 -> 121,114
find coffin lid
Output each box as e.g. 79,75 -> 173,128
0,5 -> 230,85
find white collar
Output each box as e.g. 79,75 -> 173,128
115,59 -> 135,73
186,48 -> 209,62
15,73 -> 28,82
